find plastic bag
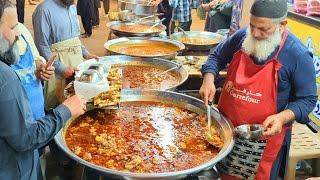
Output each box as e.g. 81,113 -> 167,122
306,0 -> 320,16
294,0 -> 308,13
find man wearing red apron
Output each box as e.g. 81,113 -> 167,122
200,0 -> 317,179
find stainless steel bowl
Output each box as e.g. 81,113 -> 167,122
104,37 -> 185,59
79,69 -> 103,83
170,31 -> 225,51
118,0 -> 157,16
234,124 -> 264,140
118,10 -> 136,21
107,21 -> 166,37
55,89 -> 234,180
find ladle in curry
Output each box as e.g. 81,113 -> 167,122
206,101 -> 221,148
178,27 -> 187,36
144,18 -> 166,32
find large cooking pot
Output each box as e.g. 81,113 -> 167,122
118,0 -> 157,16
107,21 -> 166,37
170,31 -> 225,51
104,37 -> 185,59
55,89 -> 234,180
64,55 -> 189,98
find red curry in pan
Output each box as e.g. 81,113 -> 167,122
65,101 -> 223,173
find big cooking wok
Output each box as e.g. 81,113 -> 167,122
54,89 -> 234,180
104,37 -> 185,59
107,21 -> 166,37
170,31 -> 225,51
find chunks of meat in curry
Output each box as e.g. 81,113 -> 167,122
65,101 -> 223,173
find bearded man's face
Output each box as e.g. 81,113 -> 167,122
242,16 -> 286,62
0,7 -> 20,65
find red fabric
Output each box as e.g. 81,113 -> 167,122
218,31 -> 289,180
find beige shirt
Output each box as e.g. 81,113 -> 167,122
15,23 -> 46,64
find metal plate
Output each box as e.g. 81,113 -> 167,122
170,31 -> 225,51
104,37 -> 185,59
55,89 -> 234,180
107,21 -> 166,37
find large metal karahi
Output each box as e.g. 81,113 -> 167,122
54,89 -> 234,180
170,31 -> 225,51
64,55 -> 189,98
118,0 -> 157,16
104,37 -> 185,59
107,21 -> 166,37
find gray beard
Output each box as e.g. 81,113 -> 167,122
0,34 -> 20,65
242,27 -> 282,63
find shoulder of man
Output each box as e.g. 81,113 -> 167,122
283,31 -> 313,61
0,62 -> 20,90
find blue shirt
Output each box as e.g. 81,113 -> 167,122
0,60 -> 71,180
32,0 -> 88,75
202,28 -> 317,123
170,0 -> 192,22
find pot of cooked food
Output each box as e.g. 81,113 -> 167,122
118,0 -> 157,16
107,21 -> 166,37
64,56 -> 189,98
170,31 -> 225,51
104,37 -> 185,59
54,89 -> 234,180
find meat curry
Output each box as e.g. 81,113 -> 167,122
65,101 -> 223,173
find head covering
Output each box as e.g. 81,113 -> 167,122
250,0 -> 288,19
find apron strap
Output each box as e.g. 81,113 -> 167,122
274,29 -> 288,60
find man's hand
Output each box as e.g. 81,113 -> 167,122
262,114 -> 284,136
151,0 -> 161,6
63,67 -> 76,79
84,53 -> 99,60
62,95 -> 87,117
199,73 -> 216,106
201,3 -> 211,11
36,63 -> 55,81
262,109 -> 295,136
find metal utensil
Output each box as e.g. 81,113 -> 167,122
234,124 -> 264,140
178,27 -> 187,35
207,101 -> 213,138
152,64 -> 182,78
206,101 -> 222,148
144,18 -> 166,32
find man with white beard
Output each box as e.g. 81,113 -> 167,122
200,0 -> 317,179
0,1 -> 87,179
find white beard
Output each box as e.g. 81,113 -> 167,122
242,27 -> 282,63
0,33 -> 20,65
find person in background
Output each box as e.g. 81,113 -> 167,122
15,0 -> 24,23
92,0 -> 100,27
77,0 -> 94,38
32,0 -> 98,110
201,0 -> 232,32
152,0 -> 173,36
169,0 -> 192,32
102,0 -> 109,17
0,1 -> 86,179
200,0 -> 317,179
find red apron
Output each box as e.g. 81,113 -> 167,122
217,30 -> 289,180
